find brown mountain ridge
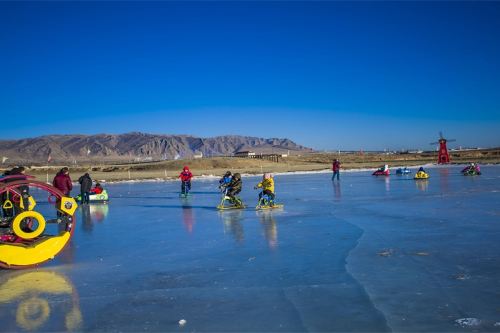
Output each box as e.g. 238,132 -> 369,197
0,132 -> 313,164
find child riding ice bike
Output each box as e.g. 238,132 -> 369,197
179,166 -> 193,197
255,173 -> 281,209
217,173 -> 244,209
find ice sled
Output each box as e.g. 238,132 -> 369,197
414,171 -> 430,180
75,189 -> 109,203
372,169 -> 390,176
396,168 -> 411,175
462,166 -> 481,176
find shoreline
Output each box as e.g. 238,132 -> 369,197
82,162 -> 479,184
6,154 -> 496,184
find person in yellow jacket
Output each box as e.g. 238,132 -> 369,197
254,173 -> 275,205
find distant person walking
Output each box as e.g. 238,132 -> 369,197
78,173 -> 92,204
53,167 -> 73,196
332,159 -> 341,181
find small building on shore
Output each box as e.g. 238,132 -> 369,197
234,150 -> 256,157
233,150 -> 281,162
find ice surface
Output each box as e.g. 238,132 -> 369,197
1,165 -> 499,332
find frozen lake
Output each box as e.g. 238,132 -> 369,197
1,165 -> 499,332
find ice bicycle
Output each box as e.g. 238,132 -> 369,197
255,190 -> 283,210
217,186 -> 245,210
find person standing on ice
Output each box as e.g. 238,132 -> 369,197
332,159 -> 341,181
179,166 -> 193,194
78,173 -> 92,204
53,167 -> 73,196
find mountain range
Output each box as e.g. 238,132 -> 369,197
0,133 -> 313,164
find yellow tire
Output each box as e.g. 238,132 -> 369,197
12,211 -> 46,239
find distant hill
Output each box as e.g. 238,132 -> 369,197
0,133 -> 313,164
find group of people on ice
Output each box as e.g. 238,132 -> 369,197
177,166 -> 277,209
370,162 -> 482,178
0,166 -> 107,219
51,168 -> 105,204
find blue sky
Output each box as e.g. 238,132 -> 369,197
1,1 -> 499,150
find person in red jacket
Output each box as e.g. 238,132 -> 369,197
53,167 -> 73,196
178,166 -> 193,194
332,159 -> 341,181
91,182 -> 104,194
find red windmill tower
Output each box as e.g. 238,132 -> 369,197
430,132 -> 456,164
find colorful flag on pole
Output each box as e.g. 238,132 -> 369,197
47,155 -> 52,163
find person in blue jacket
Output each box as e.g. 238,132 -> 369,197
218,171 -> 232,191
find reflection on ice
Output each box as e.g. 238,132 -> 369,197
79,203 -> 109,232
182,205 -> 195,234
81,204 -> 109,233
89,204 -> 109,223
439,167 -> 450,193
0,270 -> 82,331
332,181 -> 341,200
256,211 -> 278,249
415,179 -> 429,191
219,210 -> 245,243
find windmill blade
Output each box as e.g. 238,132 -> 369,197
439,131 -> 444,139
430,142 -> 439,145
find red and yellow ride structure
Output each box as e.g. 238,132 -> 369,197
0,176 -> 77,269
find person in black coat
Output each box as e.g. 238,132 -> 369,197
226,173 -> 243,206
78,173 -> 93,204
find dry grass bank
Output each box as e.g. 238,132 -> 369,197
2,149 -> 499,183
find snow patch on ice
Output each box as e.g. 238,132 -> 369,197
455,318 -> 481,327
